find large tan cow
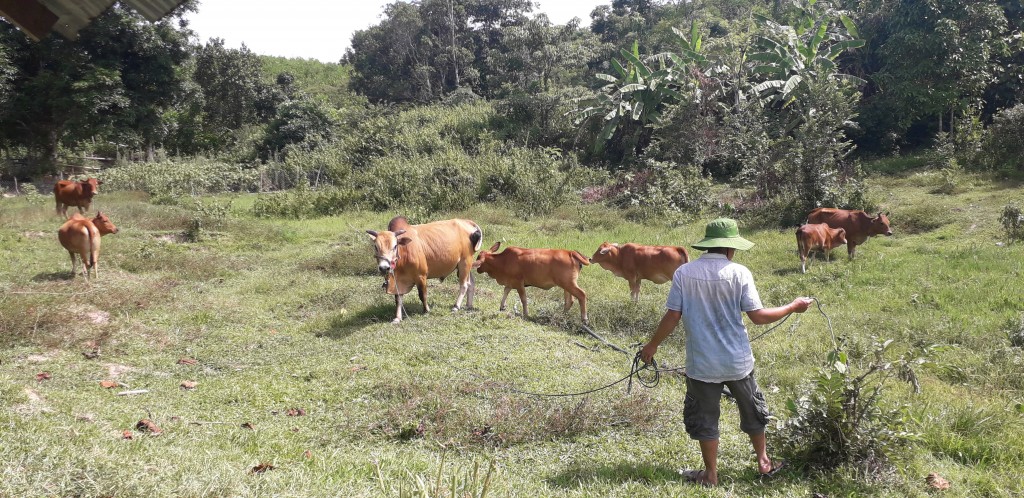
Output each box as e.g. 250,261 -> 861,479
796,223 -> 847,273
807,208 -> 892,259
589,242 -> 689,301
54,178 -> 102,218
366,216 -> 483,324
472,242 -> 590,323
58,212 -> 119,279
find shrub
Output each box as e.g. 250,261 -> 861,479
999,203 -> 1024,243
891,204 -> 954,234
980,104 -> 1024,172
607,159 -> 714,221
100,159 -> 260,195
777,338 -> 932,472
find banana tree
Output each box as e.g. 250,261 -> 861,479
749,0 -> 865,113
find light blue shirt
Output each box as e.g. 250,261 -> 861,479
665,253 -> 764,383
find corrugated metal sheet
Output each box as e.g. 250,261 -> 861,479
3,0 -> 186,40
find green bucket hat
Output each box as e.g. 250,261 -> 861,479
692,218 -> 755,251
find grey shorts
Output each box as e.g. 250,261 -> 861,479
683,371 -> 770,440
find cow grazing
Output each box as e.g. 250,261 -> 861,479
58,212 -> 119,279
366,217 -> 483,324
472,242 -> 590,323
806,208 -> 892,259
54,178 -> 102,218
796,223 -> 847,273
589,242 -> 689,301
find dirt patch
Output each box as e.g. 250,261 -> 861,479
13,387 -> 52,415
22,231 -> 50,239
86,310 -> 110,325
104,363 -> 136,378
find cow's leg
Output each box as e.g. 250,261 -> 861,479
629,278 -> 641,302
563,289 -> 574,312
568,284 -> 588,324
393,294 -> 404,324
800,251 -> 807,273
67,251 -> 77,278
499,287 -> 512,311
55,200 -> 62,217
516,287 -> 528,318
453,262 -> 470,311
466,273 -> 475,309
416,275 -> 430,314
847,242 -> 857,260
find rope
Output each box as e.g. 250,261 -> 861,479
497,297 -> 837,398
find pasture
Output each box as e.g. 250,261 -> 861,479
1,168 -> 1023,497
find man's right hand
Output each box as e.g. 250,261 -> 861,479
791,297 -> 814,313
639,343 -> 658,365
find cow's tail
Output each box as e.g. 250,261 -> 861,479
796,228 -> 805,256
87,225 -> 97,269
571,251 -> 590,268
469,224 -> 483,252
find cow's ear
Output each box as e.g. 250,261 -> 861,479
599,246 -> 612,255
884,211 -> 890,217
394,229 -> 407,237
397,236 -> 413,246
488,241 -> 501,252
95,179 -> 103,185
366,230 -> 378,239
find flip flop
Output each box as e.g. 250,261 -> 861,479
758,459 -> 787,480
678,469 -> 714,487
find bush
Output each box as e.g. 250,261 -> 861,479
999,203 -> 1024,243
100,159 -> 260,195
777,338 -> 931,472
981,104 -> 1024,172
607,159 -> 714,221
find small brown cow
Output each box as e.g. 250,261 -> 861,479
58,212 -> 119,279
366,217 -> 483,324
806,208 -> 892,259
590,242 -> 689,301
472,242 -> 590,323
796,223 -> 847,273
54,177 -> 102,218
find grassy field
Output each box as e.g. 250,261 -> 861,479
1,168 -> 1023,497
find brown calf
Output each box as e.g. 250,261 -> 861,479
796,223 -> 847,273
54,178 -> 102,218
366,217 -> 483,324
806,208 -> 891,259
58,212 -> 119,279
472,242 -> 590,323
590,242 -> 689,301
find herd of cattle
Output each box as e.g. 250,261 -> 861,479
366,210 -> 893,324
45,177 -> 892,323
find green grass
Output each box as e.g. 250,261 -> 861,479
2,170 -> 1023,497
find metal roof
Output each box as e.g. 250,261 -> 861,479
0,0 -> 188,41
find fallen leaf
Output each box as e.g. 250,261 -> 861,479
303,450 -> 313,459
180,380 -> 197,390
135,418 -> 163,435
269,329 -> 278,335
35,372 -> 52,381
350,364 -> 367,372
100,380 -> 118,389
241,422 -> 254,430
122,430 -> 134,440
926,472 -> 950,490
250,463 -> 275,474
83,350 -> 100,360
170,416 -> 181,423
177,358 -> 198,366
285,408 -> 306,417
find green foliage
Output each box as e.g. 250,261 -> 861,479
258,55 -> 358,109
374,453 -> 497,498
778,338 -> 932,472
999,203 -> 1024,242
606,159 -> 714,221
259,97 -> 339,160
981,104 -> 1024,173
99,159 -> 260,195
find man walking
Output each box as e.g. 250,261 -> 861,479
640,218 -> 812,486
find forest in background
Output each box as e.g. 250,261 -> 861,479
0,0 -> 1022,225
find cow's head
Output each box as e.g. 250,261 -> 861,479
82,178 -> 101,197
589,242 -> 619,264
472,241 -> 502,272
366,229 -> 410,275
92,212 -> 118,235
831,227 -> 848,247
872,211 -> 892,236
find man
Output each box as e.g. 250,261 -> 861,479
640,218 -> 812,486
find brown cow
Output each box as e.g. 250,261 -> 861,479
796,223 -> 847,273
366,216 -> 483,324
806,208 -> 892,259
58,212 -> 119,279
54,177 -> 102,218
472,242 -> 590,323
590,242 -> 689,301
